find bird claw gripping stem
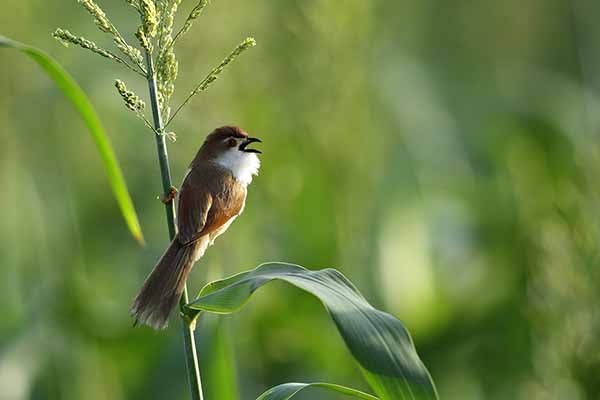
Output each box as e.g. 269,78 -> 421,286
159,186 -> 178,204
180,308 -> 198,331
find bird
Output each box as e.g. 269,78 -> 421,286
131,125 -> 262,329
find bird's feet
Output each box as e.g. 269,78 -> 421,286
160,186 -> 178,204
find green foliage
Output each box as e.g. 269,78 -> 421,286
186,263 -> 438,400
0,35 -> 144,245
256,382 -> 379,400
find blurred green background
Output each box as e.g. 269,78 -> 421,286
1,0 -> 600,399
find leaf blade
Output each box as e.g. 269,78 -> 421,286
0,35 -> 144,245
256,382 -> 379,400
186,262 -> 439,400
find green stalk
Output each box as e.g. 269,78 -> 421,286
144,50 -> 204,400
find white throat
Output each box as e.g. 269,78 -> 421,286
215,150 -> 260,186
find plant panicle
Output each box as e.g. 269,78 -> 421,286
114,79 -> 162,133
57,0 -> 256,127
135,0 -> 158,53
77,0 -> 112,33
171,0 -> 210,46
76,0 -> 146,72
124,0 -> 140,12
166,37 -> 256,126
115,79 -> 145,112
139,0 -> 158,38
52,28 -> 143,75
155,0 -> 183,120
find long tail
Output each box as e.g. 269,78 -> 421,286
131,237 -> 196,330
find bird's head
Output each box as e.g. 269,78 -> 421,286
199,125 -> 262,185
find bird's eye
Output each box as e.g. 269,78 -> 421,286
227,138 -> 237,147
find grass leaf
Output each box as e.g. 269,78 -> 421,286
257,382 -> 379,400
185,262 -> 439,400
0,35 -> 144,245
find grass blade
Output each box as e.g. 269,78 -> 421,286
257,382 -> 379,400
185,263 -> 439,400
0,35 -> 144,245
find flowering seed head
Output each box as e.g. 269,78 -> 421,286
115,39 -> 144,66
115,79 -> 146,113
136,27 -> 152,52
193,37 -> 256,93
77,0 -> 112,33
178,0 -> 209,37
139,0 -> 158,38
53,28 -> 125,64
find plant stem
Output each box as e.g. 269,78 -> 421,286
144,50 -> 204,400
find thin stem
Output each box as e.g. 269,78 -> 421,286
144,50 -> 204,400
165,87 -> 195,127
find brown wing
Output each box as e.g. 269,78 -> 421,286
201,176 -> 246,239
177,169 -> 212,245
176,165 -> 247,245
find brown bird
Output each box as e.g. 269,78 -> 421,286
131,125 -> 262,329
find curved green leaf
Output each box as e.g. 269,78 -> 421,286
256,382 -> 379,400
0,35 -> 144,245
185,263 -> 439,400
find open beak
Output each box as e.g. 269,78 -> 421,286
239,137 -> 262,154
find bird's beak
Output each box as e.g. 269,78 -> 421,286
239,137 -> 262,154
